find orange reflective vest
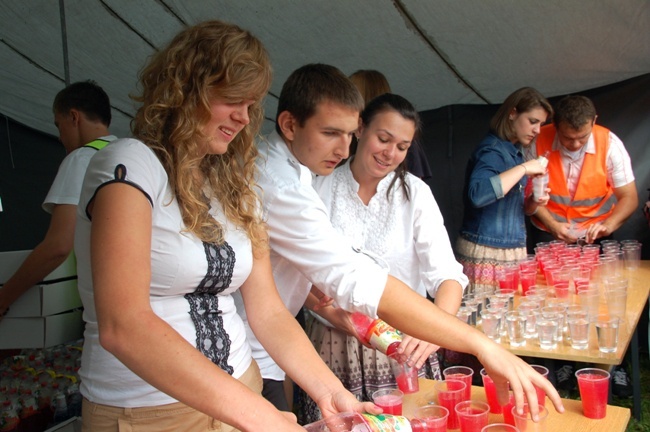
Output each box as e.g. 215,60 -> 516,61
531,124 -> 616,232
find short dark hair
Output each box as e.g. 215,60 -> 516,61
553,95 -> 597,129
275,63 -> 364,135
53,80 -> 111,126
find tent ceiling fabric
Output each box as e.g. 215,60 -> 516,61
1,0 -> 649,139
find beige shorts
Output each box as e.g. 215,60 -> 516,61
82,360 -> 262,432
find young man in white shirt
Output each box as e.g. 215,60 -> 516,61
238,64 -> 563,419
0,81 -> 117,318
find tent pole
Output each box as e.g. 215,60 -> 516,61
59,0 -> 70,86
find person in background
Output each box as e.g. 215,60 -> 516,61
0,80 -> 116,319
349,69 -> 432,182
299,93 -> 468,423
239,64 -> 563,420
456,87 -> 552,294
528,95 -> 637,245
74,21 -> 377,432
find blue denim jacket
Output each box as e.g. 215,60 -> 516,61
459,133 -> 527,248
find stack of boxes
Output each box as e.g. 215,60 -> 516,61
0,251 -> 84,349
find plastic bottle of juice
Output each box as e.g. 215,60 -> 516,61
350,312 -> 402,356
303,412 -> 427,431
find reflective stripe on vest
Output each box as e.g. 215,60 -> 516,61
531,124 -> 615,231
84,139 -> 110,151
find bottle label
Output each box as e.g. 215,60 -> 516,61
367,321 -> 402,354
361,414 -> 412,431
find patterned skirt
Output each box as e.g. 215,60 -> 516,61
455,236 -> 527,295
298,316 -> 441,424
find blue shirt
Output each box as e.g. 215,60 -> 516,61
459,133 -> 527,248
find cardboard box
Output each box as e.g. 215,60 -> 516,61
0,309 -> 84,349
4,278 -> 81,318
0,250 -> 77,282
0,250 -> 80,318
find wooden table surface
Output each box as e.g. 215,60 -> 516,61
503,261 -> 650,365
404,379 -> 631,432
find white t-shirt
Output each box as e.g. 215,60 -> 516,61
75,138 -> 253,407
235,131 -> 389,381
42,135 -> 117,213
313,160 -> 468,299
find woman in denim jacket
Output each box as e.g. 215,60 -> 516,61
457,87 -> 552,293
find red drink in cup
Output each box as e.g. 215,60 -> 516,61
372,388 -> 404,416
373,394 -> 402,415
503,393 -> 516,426
480,369 -> 502,414
443,366 -> 474,401
576,368 -> 610,419
435,381 -> 465,429
455,401 -> 489,432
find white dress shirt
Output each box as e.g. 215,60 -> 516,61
234,131 -> 389,380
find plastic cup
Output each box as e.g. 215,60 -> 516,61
455,400 -> 490,432
567,312 -> 590,350
592,314 -> 619,353
605,288 -> 627,320
481,424 -> 520,432
505,311 -> 527,347
413,405 -> 449,432
519,269 -> 537,297
536,317 -> 558,349
502,391 -> 516,426
577,289 -> 600,318
532,172 -> 549,200
480,368 -> 502,414
388,352 -> 419,394
434,380 -> 466,430
372,388 -> 403,415
517,302 -> 539,339
443,366 -> 474,401
512,404 -> 548,432
530,365 -> 549,404
575,368 -> 610,419
481,310 -> 502,343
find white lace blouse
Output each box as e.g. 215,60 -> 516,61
313,161 -> 468,298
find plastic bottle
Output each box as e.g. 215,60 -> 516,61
303,412 -> 427,431
350,312 -> 402,356
50,393 -> 69,426
537,150 -> 550,170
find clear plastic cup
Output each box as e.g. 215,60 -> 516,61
481,310 -> 502,343
567,312 -> 590,350
530,365 -> 549,404
434,380 -> 466,430
372,388 -> 403,415
413,405 -> 449,432
536,317 -> 558,349
592,314 -> 619,353
480,369 -> 501,414
505,310 -> 527,347
443,365 -> 474,401
512,404 -> 548,432
387,352 -> 419,394
455,400 -> 489,432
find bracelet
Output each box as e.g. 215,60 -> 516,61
520,164 -> 528,176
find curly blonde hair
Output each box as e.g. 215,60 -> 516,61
131,20 -> 272,252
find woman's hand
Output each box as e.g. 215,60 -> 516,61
396,335 -> 439,368
476,342 -> 564,421
316,389 -> 383,419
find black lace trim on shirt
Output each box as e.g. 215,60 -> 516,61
85,164 -> 154,220
185,241 -> 236,375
